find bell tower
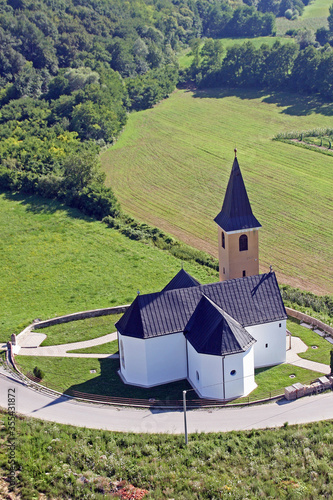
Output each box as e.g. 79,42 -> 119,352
214,151 -> 261,281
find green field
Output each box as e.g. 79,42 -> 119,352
178,36 -> 293,69
101,88 -> 333,295
302,0 -> 331,19
0,193 -> 217,343
276,0 -> 330,34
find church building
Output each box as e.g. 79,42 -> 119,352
116,153 -> 287,401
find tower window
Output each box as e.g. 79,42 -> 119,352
239,234 -> 248,252
242,270 -> 246,277
222,231 -> 225,249
265,343 -> 268,348
223,267 -> 225,274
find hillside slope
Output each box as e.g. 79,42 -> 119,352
101,88 -> 333,295
0,193 -> 217,342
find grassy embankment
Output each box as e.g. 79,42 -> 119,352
0,192 -> 217,344
101,88 -> 333,296
39,315 -> 123,346
2,409 -> 333,499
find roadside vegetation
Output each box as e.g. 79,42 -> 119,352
2,409 -> 333,499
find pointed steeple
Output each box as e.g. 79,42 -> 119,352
214,156 -> 261,232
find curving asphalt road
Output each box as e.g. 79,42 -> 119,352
1,367 -> 333,434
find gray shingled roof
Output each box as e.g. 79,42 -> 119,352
214,158 -> 261,232
185,295 -> 256,356
163,269 -> 200,292
116,272 -> 286,339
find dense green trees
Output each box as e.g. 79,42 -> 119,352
187,38 -> 333,100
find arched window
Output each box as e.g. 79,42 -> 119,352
239,234 -> 248,252
221,231 -> 225,249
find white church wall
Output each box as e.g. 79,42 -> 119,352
240,345 -> 256,396
246,319 -> 286,368
224,352 -> 247,400
118,332 -> 148,386
145,332 -> 187,386
187,342 -> 224,400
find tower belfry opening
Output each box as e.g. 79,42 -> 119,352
214,155 -> 261,281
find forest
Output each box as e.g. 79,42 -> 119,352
0,0 -> 332,219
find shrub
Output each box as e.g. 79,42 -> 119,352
33,366 -> 45,380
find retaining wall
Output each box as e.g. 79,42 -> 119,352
286,307 -> 333,337
33,305 -> 130,330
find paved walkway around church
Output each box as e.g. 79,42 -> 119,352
17,331 -> 119,358
15,329 -> 330,374
285,336 -> 330,374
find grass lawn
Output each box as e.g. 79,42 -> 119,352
15,356 -> 196,400
287,317 -> 332,365
0,192 -> 218,343
67,339 -> 119,354
39,314 -> 123,346
101,88 -> 333,295
15,355 -> 322,402
178,36 -> 292,69
2,410 -> 333,499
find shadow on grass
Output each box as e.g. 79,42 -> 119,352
66,358 -> 197,404
191,87 -> 333,117
1,190 -> 95,222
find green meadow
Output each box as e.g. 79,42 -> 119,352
178,36 -> 293,69
0,192 -> 217,343
276,0 -> 331,34
101,88 -> 333,295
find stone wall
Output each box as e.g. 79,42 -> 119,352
33,305 -> 130,330
286,307 -> 333,337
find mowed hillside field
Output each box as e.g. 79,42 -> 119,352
101,88 -> 333,295
0,193 -> 217,342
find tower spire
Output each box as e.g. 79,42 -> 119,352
214,154 -> 261,281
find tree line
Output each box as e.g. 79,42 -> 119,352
185,37 -> 333,100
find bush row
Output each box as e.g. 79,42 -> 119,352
274,128 -> 333,140
102,215 -> 219,271
280,284 -> 333,318
0,168 -> 120,220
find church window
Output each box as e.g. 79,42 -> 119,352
265,343 -> 268,348
230,370 -> 236,376
279,323 -> 281,327
223,267 -> 225,274
239,234 -> 248,251
222,231 -> 225,248
242,270 -> 246,277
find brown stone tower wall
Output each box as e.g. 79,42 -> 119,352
218,227 -> 259,281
